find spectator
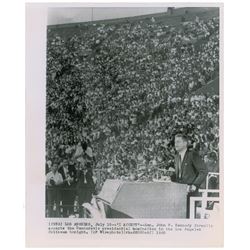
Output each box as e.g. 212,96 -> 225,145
46,163 -> 63,217
76,162 -> 94,217
46,12 -> 219,190
58,159 -> 77,217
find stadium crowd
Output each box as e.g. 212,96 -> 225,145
46,13 -> 219,195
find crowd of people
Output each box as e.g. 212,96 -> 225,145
46,12 -> 220,196
46,159 -> 95,217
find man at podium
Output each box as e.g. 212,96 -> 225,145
172,133 -> 208,218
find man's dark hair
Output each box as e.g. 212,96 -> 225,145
175,133 -> 188,142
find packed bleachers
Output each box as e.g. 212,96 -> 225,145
46,9 -> 219,188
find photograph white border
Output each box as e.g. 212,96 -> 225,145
25,1 -> 224,247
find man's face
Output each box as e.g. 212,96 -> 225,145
175,136 -> 187,152
51,165 -> 57,173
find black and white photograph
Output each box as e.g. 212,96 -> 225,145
45,6 -> 221,220
25,2 -> 224,247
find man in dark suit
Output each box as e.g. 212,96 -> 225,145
76,162 -> 95,218
58,159 -> 77,217
46,163 -> 63,217
173,133 -> 208,218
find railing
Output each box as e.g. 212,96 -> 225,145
189,172 -> 220,219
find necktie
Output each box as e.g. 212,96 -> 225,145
178,154 -> 182,179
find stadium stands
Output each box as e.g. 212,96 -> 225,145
46,8 -> 219,188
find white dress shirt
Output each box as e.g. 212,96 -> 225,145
179,148 -> 187,163
46,171 -> 63,186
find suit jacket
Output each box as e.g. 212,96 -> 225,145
58,164 -> 77,188
173,149 -> 208,188
76,170 -> 95,190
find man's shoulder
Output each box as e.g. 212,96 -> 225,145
56,171 -> 63,175
186,149 -> 200,157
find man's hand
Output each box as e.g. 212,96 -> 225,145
187,184 -> 197,193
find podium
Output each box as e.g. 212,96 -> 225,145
97,180 -> 187,218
